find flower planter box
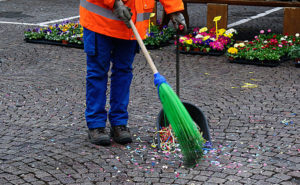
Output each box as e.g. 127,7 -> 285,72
24,38 -> 84,49
295,58 -> 300,67
179,48 -> 225,56
144,24 -> 175,50
178,27 -> 237,57
228,58 -> 281,67
226,30 -> 299,67
24,21 -> 84,49
145,40 -> 173,50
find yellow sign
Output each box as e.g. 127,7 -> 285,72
150,13 -> 156,18
213,16 -> 222,40
213,16 -> 221,22
148,13 -> 156,33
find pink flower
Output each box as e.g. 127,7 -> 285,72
209,41 -> 224,51
260,30 -> 264,34
254,36 -> 258,39
278,44 -> 283,48
267,29 -> 271,33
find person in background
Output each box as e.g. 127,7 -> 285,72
79,0 -> 187,146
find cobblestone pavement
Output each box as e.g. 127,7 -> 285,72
0,0 -> 299,184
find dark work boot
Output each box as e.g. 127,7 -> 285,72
88,127 -> 111,146
111,125 -> 132,145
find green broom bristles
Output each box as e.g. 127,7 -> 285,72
158,83 -> 205,167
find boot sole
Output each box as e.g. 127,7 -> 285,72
113,137 -> 132,145
110,130 -> 132,145
88,134 -> 111,146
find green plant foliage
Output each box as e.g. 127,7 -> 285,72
24,21 -> 83,45
288,45 -> 300,59
227,31 -> 300,61
143,24 -> 175,46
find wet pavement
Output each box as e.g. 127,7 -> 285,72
0,0 -> 299,184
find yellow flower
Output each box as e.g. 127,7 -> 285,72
180,36 -> 187,41
218,29 -> 226,36
185,39 -> 193,45
224,32 -> 233,38
203,36 -> 210,41
228,47 -> 238,54
199,27 -> 208,33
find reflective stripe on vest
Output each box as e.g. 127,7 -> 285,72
80,0 -> 150,22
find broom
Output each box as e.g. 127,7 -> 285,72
129,20 -> 204,166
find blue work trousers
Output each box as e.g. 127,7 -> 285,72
83,28 -> 137,129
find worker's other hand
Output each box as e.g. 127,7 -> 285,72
169,12 -> 187,34
113,0 -> 132,28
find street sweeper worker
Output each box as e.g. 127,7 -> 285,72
79,0 -> 187,146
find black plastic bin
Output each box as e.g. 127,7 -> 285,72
156,102 -> 211,149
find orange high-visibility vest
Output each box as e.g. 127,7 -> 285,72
79,0 -> 184,40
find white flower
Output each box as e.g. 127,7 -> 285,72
239,43 -> 245,47
234,43 -> 239,48
264,41 -> 268,44
280,37 -> 286,41
296,33 -> 299,37
210,38 -> 216,41
227,28 -> 237,34
288,40 -> 292,43
284,36 -> 288,39
195,34 -> 203,39
244,40 -> 248,43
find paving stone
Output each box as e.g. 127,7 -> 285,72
160,177 -> 175,184
274,174 -> 292,181
207,177 -> 226,184
266,177 -> 283,184
226,175 -> 242,181
193,175 -> 208,181
133,177 -> 145,182
287,171 -> 300,178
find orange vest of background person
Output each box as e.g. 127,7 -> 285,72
79,0 -> 184,40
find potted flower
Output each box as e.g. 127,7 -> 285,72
226,30 -> 300,67
143,23 -> 175,49
178,27 -> 237,56
288,44 -> 300,67
24,21 -> 84,48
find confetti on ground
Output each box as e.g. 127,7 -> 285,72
280,119 -> 294,125
241,83 -> 258,88
250,78 -> 262,81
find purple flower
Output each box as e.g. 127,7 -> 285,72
33,28 -> 39,32
156,19 -> 161,25
204,39 -> 212,46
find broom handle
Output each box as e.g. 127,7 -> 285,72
129,20 -> 158,74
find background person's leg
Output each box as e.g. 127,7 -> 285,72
109,38 -> 137,127
85,32 -> 113,129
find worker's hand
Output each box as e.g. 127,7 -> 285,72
113,0 -> 132,28
169,12 -> 187,34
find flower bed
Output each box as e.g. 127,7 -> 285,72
25,21 -> 174,50
24,21 -> 83,48
144,24 -> 175,50
288,45 -> 300,67
227,30 -> 300,67
178,27 -> 237,56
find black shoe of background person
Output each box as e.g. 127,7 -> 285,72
111,125 -> 132,145
88,127 -> 111,146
